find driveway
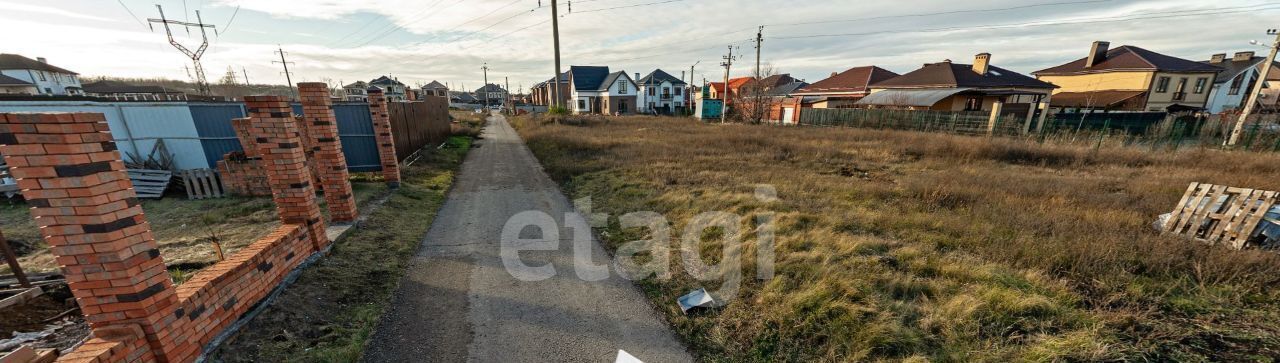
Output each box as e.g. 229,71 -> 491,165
362,114 -> 692,363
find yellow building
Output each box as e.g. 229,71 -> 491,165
1033,41 -> 1221,112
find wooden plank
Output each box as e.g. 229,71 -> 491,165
1165,182 -> 1201,231
1171,183 -> 1213,234
182,170 -> 195,200
199,169 -> 213,199
1182,184 -> 1227,238
1206,189 -> 1255,245
0,345 -> 35,363
1231,191 -> 1277,250
209,170 -> 224,198
0,287 -> 43,310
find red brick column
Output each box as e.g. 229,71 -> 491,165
0,112 -> 175,358
367,88 -> 401,188
244,96 -> 331,250
297,83 -> 358,223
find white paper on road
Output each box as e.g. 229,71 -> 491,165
677,288 -> 715,313
616,349 -> 645,363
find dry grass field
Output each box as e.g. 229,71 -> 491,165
512,115 -> 1280,362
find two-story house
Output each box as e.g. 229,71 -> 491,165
1201,51 -> 1280,114
1032,41 -> 1221,112
474,84 -> 508,105
567,66 -> 637,115
422,81 -> 449,98
343,81 -> 369,102
369,76 -> 407,101
636,69 -> 688,115
0,54 -> 83,96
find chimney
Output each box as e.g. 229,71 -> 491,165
831,72 -> 839,78
972,53 -> 991,75
1234,51 -> 1256,62
37,57 -> 47,64
1210,53 -> 1228,63
1085,41 -> 1110,68
635,73 -> 641,83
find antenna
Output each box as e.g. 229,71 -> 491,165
147,5 -> 216,95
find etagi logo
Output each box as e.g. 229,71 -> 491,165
500,185 -> 778,303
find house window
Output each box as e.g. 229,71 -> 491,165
648,87 -> 655,96
578,99 -> 587,110
38,71 -> 46,81
1155,77 -> 1170,93
675,88 -> 682,96
1194,78 -> 1208,94
618,81 -> 628,94
1229,75 -> 1245,95
964,97 -> 982,111
1173,78 -> 1187,101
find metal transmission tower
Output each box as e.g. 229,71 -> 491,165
147,5 -> 215,95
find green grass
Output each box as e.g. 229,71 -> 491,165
209,136 -> 472,362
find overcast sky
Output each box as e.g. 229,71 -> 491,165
4,0 -> 1278,92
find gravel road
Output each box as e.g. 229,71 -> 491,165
362,114 -> 692,363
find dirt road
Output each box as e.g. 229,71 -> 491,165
362,114 -> 691,362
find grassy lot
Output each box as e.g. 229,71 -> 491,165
210,136 -> 472,362
1,181 -> 390,278
511,115 -> 1280,362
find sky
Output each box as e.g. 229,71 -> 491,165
3,0 -> 1278,93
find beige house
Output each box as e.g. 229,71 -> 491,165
1033,41 -> 1221,112
860,53 -> 1055,115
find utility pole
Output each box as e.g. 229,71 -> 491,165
721,45 -> 735,123
753,25 -> 765,123
241,66 -> 250,85
690,61 -> 700,116
1228,28 -> 1280,146
482,63 -> 490,109
550,0 -> 564,109
273,45 -> 296,100
754,26 -> 764,79
147,5 -> 215,95
505,76 -> 511,114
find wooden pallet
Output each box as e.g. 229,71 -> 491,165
181,168 -> 225,200
127,169 -> 172,199
0,162 -> 18,197
1164,182 -> 1278,249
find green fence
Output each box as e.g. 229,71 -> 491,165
798,108 -> 1028,136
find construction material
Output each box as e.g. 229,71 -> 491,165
181,168 -> 224,200
677,288 -> 715,313
0,287 -> 42,310
0,231 -> 28,288
0,162 -> 17,197
127,169 -> 173,199
1161,182 -> 1279,249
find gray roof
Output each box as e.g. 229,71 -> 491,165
83,80 -> 181,94
638,69 -> 686,86
765,82 -> 809,96
1202,56 -> 1279,85
423,80 -> 447,89
857,88 -> 974,107
344,80 -> 368,89
370,76 -> 405,86
475,84 -> 507,93
0,74 -> 32,86
0,54 -> 77,74
570,66 -> 610,91
597,71 -> 635,91
876,62 -> 1055,89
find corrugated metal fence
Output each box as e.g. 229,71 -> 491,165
1,100 -> 451,172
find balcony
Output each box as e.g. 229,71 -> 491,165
660,94 -> 674,100
1172,92 -> 1186,101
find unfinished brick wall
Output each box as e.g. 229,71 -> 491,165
298,83 -> 357,222
216,118 -> 271,197
0,108 -> 335,363
0,112 -> 178,361
367,88 -> 401,187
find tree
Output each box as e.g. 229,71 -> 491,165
732,65 -> 783,124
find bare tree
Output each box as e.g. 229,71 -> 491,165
733,65 -> 783,124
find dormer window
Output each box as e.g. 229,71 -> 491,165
618,81 -> 628,94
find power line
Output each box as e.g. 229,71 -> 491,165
773,4 -> 1280,40
219,5 -> 241,35
116,0 -> 147,28
569,0 -> 684,14
766,0 -> 1112,27
351,0 -> 456,47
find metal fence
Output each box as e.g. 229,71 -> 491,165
798,108 -> 1028,136
2,99 -> 451,172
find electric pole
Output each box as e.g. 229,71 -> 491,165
147,5 -> 215,95
482,63 -> 490,109
721,45 -> 735,123
690,61 -> 700,116
753,25 -> 764,123
1228,28 -> 1280,146
505,76 -> 511,114
755,26 -> 764,79
273,45 -> 296,100
550,0 -> 564,109
241,66 -> 250,85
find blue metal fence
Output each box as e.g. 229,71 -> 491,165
191,102 -> 381,172
189,103 -> 248,169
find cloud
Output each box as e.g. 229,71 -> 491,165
2,1 -> 118,22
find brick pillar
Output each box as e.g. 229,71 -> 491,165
367,87 -> 401,188
244,96 -> 330,250
0,112 -> 175,357
297,83 -> 358,223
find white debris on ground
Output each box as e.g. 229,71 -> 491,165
616,349 -> 645,363
677,288 -> 716,313
1155,201 -> 1280,248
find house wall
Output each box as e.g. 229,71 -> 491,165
0,69 -> 82,95
638,81 -> 686,113
1205,67 -> 1271,114
1145,71 -> 1217,111
0,84 -> 37,94
1037,71 -> 1154,94
601,95 -> 637,115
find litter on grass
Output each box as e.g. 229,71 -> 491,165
677,288 -> 715,313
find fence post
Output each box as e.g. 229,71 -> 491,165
297,83 -> 359,223
245,96 -> 331,251
987,100 -> 1004,137
0,112 -> 175,359
367,88 -> 402,188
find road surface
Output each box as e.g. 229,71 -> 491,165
362,114 -> 692,363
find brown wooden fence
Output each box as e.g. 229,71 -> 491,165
387,97 -> 451,161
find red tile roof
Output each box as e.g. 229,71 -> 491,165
1034,45 -> 1220,76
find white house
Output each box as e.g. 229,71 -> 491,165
343,81 -> 369,102
0,54 -> 83,96
369,76 -> 407,101
567,66 -> 638,115
636,69 -> 688,115
1202,51 -> 1280,114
